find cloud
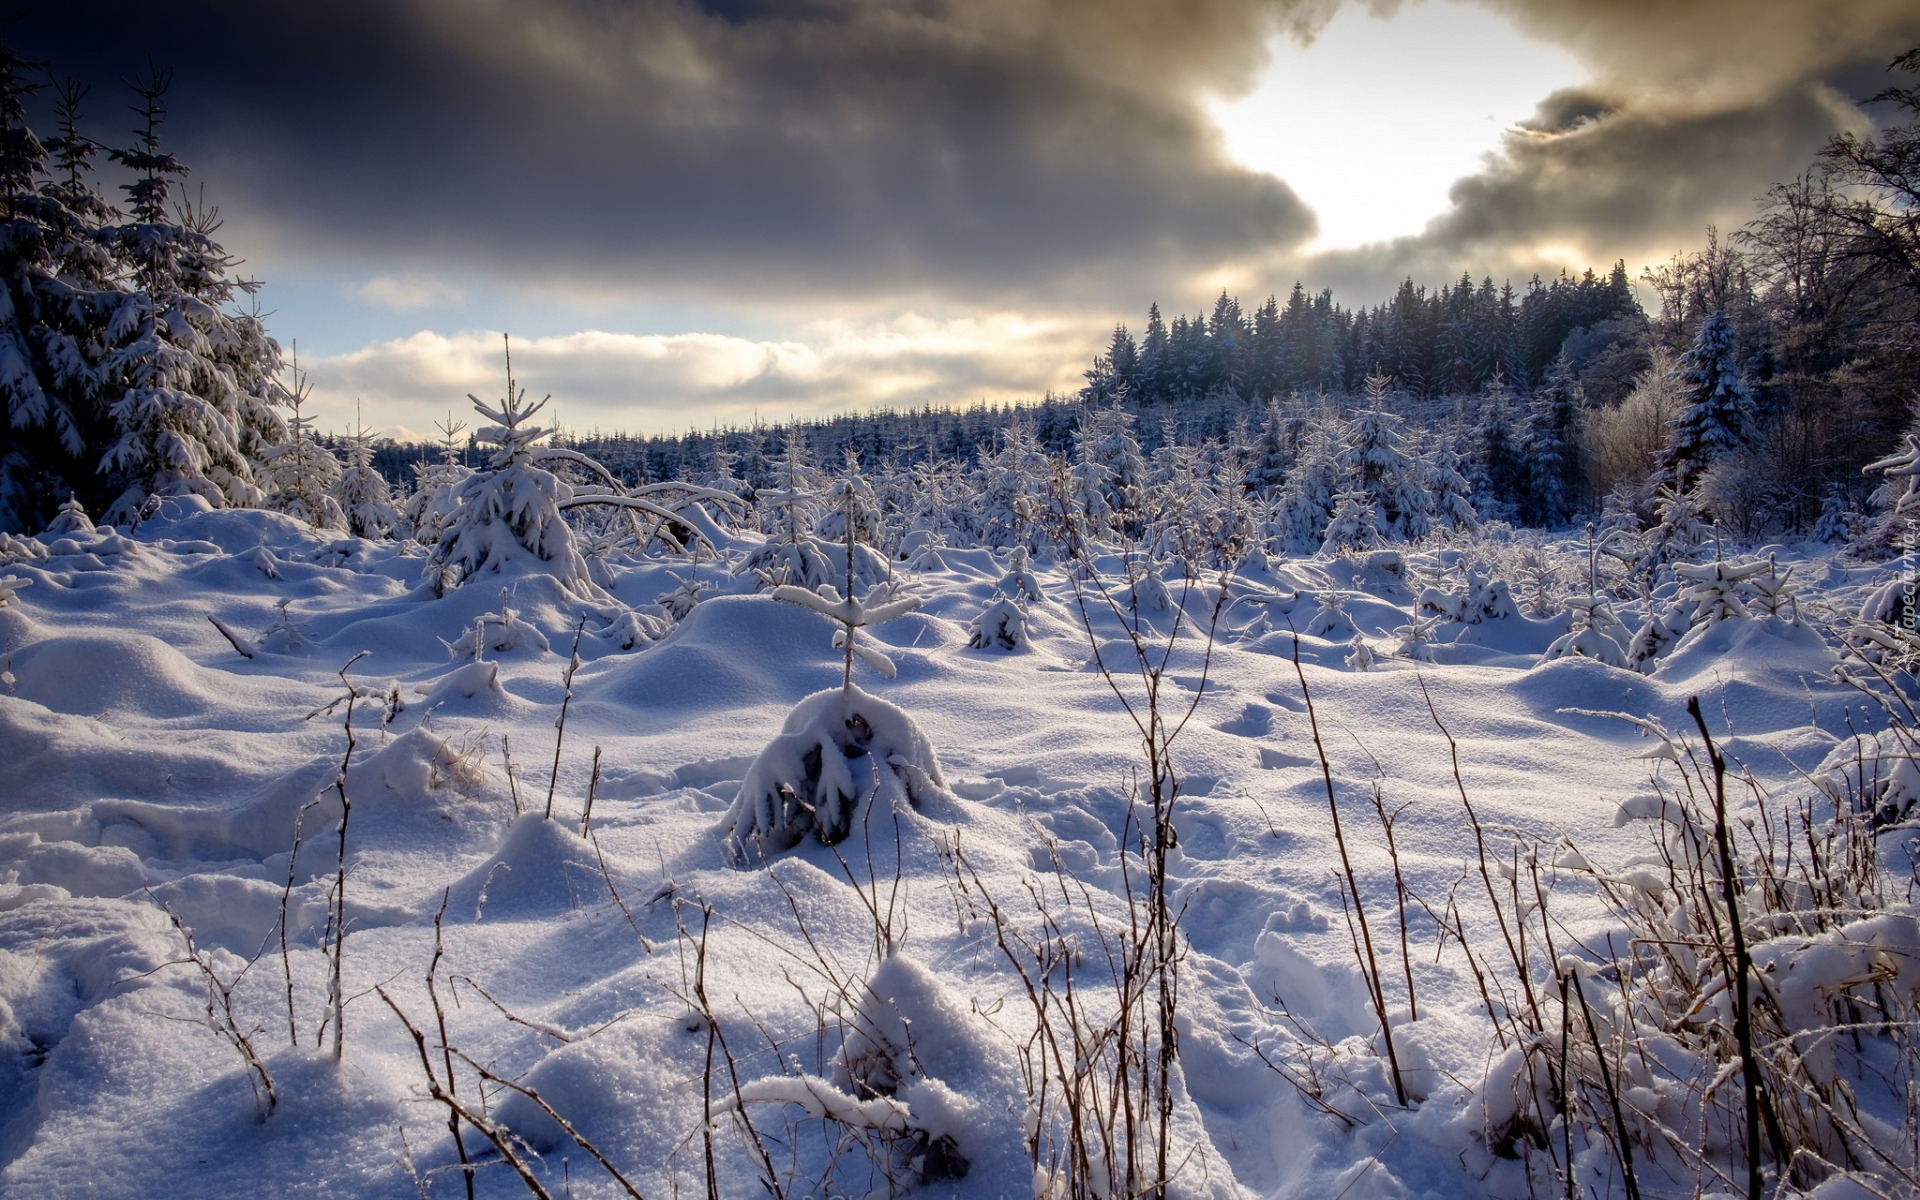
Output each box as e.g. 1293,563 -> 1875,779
18,0 -> 1919,357
18,0 -> 1318,307
1288,0 -> 1920,299
304,315 -> 1092,437
354,274 -> 465,311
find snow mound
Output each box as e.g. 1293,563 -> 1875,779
9,632 -> 234,720
445,814 -> 605,921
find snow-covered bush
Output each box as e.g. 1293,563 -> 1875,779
1539,595 -> 1630,668
723,514 -> 938,857
1673,558 -> 1770,632
431,344 -> 730,599
721,683 -> 943,858
967,596 -> 1029,651
441,590 -> 553,659
42,496 -> 96,538
1417,567 -> 1516,625
995,545 -> 1043,602
329,425 -> 399,540
1319,489 -> 1383,555
1303,588 -> 1353,638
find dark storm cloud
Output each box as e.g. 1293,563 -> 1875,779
14,0 -> 1317,303
1304,0 -> 1920,299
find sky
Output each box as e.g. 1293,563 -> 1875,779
19,0 -> 1920,438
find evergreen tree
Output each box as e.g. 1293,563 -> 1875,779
98,71 -> 288,521
1658,308 -> 1755,484
259,352 -> 345,530
1243,398 -> 1290,494
331,420 -> 399,539
0,50 -> 117,531
1275,424 -> 1338,553
1518,358 -> 1577,525
1422,442 -> 1480,534
1338,374 -> 1430,540
1471,374 -> 1521,518
1137,303 -> 1169,403
1074,404 -> 1147,535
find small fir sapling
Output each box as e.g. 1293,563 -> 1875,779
1540,595 -> 1631,668
656,569 -> 710,621
441,587 -> 552,659
42,495 -> 97,537
1276,426 -> 1340,552
1670,558 -> 1773,651
738,436 -> 882,591
1421,442 -> 1480,534
1337,384 -> 1431,541
722,476 -> 944,858
431,335 -> 733,598
995,545 -> 1043,602
1626,595 -> 1695,672
1417,566 -> 1517,625
0,574 -> 31,609
259,346 -> 347,531
1319,489 -> 1384,555
1743,559 -> 1798,620
967,596 -> 1030,650
1635,481 -> 1712,581
1390,610 -> 1443,661
402,414 -> 471,548
1303,588 -> 1354,638
1123,559 -> 1178,616
330,417 -> 400,540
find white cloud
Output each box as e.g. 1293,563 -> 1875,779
353,274 -> 466,311
303,315 -> 1092,438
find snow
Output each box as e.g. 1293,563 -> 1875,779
0,502 -> 1913,1198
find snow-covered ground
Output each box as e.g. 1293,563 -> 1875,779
0,498 -> 1910,1199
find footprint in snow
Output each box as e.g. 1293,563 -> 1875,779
1214,703 -> 1271,738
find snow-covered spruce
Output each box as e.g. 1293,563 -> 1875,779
720,683 -> 944,857
329,424 -> 400,540
995,545 -> 1043,602
967,596 -> 1029,651
722,546 -> 936,857
1539,595 -> 1630,668
258,353 -> 344,531
430,345 -> 736,598
401,416 -> 472,548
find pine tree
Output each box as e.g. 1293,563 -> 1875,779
1658,308 -> 1754,484
0,52 -> 117,531
1075,404 -> 1147,536
1471,374 -> 1520,519
1243,398 -> 1290,494
1338,375 -> 1430,541
259,350 -> 345,530
1320,488 -> 1384,554
98,71 -> 287,521
1421,442 -> 1480,534
1275,424 -> 1338,553
330,418 -> 399,539
400,413 -> 469,545
1137,303 -> 1169,403
1518,387 -> 1568,526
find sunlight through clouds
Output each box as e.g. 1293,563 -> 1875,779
304,315 -> 1091,437
1209,0 -> 1584,250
